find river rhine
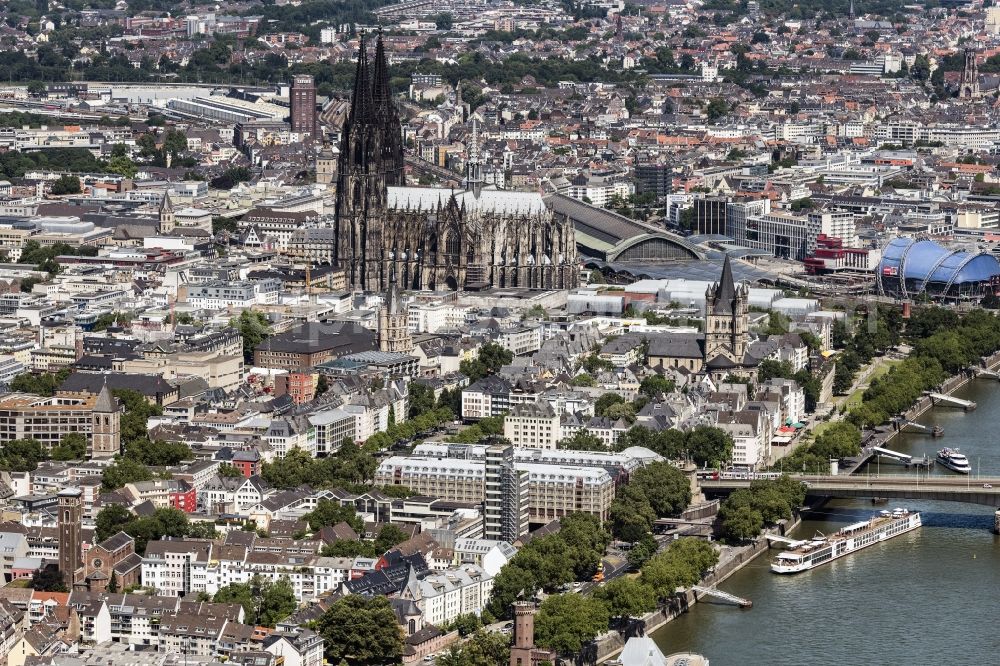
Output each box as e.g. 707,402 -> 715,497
652,377 -> 1000,665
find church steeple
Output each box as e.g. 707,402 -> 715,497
158,191 -> 175,234
372,30 -> 405,186
466,119 -> 483,198
704,255 -> 749,363
712,254 -> 737,315
372,30 -> 392,115
350,34 -> 374,125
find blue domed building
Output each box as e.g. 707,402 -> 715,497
877,238 -> 1000,302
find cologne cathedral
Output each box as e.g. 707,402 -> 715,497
334,34 -> 578,292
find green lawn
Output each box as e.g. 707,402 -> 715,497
840,358 -> 901,409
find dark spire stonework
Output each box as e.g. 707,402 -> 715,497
712,255 -> 737,314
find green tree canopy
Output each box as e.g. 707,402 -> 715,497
558,429 -> 607,451
317,595 -> 404,666
436,630 -> 510,666
594,576 -> 657,620
534,593 -> 610,656
214,576 -> 297,627
231,310 -> 271,363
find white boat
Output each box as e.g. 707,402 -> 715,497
937,448 -> 972,474
771,510 -> 922,574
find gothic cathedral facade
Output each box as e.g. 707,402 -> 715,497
334,34 -> 578,292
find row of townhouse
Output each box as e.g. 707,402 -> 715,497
504,401 -> 632,449
140,537 -> 355,603
461,377 -> 597,420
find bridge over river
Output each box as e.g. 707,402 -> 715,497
701,474 -> 1000,507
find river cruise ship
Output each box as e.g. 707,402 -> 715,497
771,509 -> 922,574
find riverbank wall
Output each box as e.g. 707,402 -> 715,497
877,349 -> 1000,450
593,515 -> 801,664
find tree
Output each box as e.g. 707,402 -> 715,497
163,129 -> 188,155
437,630 -> 510,666
107,155 -> 137,178
186,522 -> 220,539
764,311 -> 791,335
0,438 -> 47,472
302,497 -> 363,533
640,538 -> 718,601
101,457 -> 154,490
95,505 -> 134,543
609,491 -> 656,543
431,11 -> 453,30
758,359 -> 795,383
626,534 -> 659,568
558,429 -> 607,451
706,98 -> 729,121
212,216 -> 238,234
231,310 -> 271,362
50,174 -> 80,195
112,389 -> 162,451
9,367 -> 70,397
321,540 -> 378,559
628,461 -> 692,517
594,393 -> 625,417
442,613 -> 482,637
407,382 -> 436,419
318,595 -> 404,666
557,512 -> 611,580
31,565 -> 67,592
524,304 -> 547,320
811,422 -> 861,460
107,570 -> 119,593
534,593 -> 610,656
685,426 -> 734,467
639,375 -> 675,398
373,523 -> 409,553
258,576 -> 297,626
461,342 -> 514,381
218,463 -> 243,478
129,438 -> 190,466
51,432 -> 87,460
595,577 -> 657,620
720,504 -> 764,542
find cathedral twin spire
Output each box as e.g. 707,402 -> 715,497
342,31 -> 405,183
336,31 -> 407,290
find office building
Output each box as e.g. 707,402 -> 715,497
0,385 -> 120,457
290,74 -> 317,137
693,196 -> 729,235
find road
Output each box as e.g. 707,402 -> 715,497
578,555 -> 629,595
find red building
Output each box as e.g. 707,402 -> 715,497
169,482 -> 197,513
276,371 -> 317,405
232,450 -> 262,478
804,235 -> 879,275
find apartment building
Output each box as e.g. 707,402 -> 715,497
503,402 -> 561,449
141,540 -> 215,597
407,564 -> 494,626
184,279 -> 282,310
375,456 -> 616,524
461,376 -> 512,420
483,445 -> 529,543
